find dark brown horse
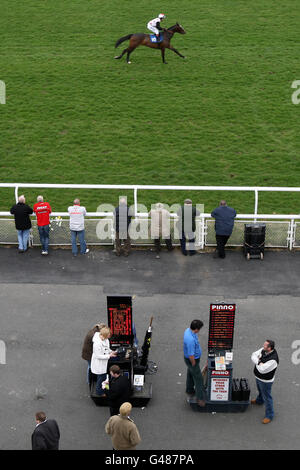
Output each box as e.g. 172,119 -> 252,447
114,23 -> 186,64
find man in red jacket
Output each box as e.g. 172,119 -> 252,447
33,195 -> 52,255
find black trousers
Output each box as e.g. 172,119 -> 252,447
154,237 -> 173,253
216,235 -> 230,258
110,406 -> 119,416
180,233 -> 196,256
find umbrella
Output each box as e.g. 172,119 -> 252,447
140,317 -> 153,367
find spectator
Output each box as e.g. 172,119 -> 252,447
149,203 -> 173,258
183,319 -> 206,407
251,339 -> 279,424
177,199 -> 200,256
81,322 -> 106,384
33,195 -> 52,255
105,365 -> 131,416
114,197 -> 133,256
90,327 -> 117,397
31,411 -> 60,450
68,198 -> 89,256
10,195 -> 33,253
211,200 -> 236,258
105,402 -> 141,450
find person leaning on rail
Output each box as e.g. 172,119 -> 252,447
33,195 -> 52,256
113,197 -> 133,256
148,202 -> 173,258
68,198 -> 89,256
10,195 -> 33,253
177,199 -> 200,256
211,200 -> 236,259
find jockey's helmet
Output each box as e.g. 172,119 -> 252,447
158,13 -> 166,19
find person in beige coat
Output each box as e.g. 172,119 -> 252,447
149,203 -> 173,257
105,402 -> 141,450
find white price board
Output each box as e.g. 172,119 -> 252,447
210,376 -> 230,401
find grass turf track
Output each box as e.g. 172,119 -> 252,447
0,0 -> 299,214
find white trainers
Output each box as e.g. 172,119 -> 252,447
83,249 -> 89,254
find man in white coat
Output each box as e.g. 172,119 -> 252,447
149,203 -> 173,257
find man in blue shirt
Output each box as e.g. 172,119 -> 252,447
211,200 -> 236,259
183,320 -> 206,407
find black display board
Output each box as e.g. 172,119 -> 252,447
107,296 -> 133,346
208,303 -> 236,351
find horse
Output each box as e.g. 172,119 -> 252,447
114,23 -> 186,64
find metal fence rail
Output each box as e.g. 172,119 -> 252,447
1,213 -> 300,250
1,182 -> 300,249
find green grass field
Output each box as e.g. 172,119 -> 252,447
0,0 -> 299,214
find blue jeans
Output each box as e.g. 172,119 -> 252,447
38,225 -> 50,252
96,373 -> 107,396
255,379 -> 274,420
17,229 -> 30,251
70,230 -> 87,255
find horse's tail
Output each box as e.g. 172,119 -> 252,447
115,34 -> 133,48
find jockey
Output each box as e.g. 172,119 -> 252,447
147,13 -> 166,42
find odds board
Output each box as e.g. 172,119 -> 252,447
208,303 -> 236,351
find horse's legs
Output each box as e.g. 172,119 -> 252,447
168,46 -> 185,59
161,47 -> 167,64
114,48 -> 128,60
126,47 -> 136,64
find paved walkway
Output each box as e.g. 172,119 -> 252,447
0,246 -> 299,449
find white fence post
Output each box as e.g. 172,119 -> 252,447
254,189 -> 258,223
288,219 -> 296,251
14,185 -> 19,203
134,187 -> 138,217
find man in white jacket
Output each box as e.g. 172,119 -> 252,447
251,339 -> 279,424
68,198 -> 89,256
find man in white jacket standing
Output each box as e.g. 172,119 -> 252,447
251,339 -> 279,424
68,198 -> 89,256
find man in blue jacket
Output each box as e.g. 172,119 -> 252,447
211,200 -> 236,258
183,320 -> 206,407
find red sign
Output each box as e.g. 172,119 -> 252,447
208,303 -> 236,351
107,296 -> 133,346
211,370 -> 230,376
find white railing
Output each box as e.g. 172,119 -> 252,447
1,182 -> 300,218
1,183 -> 300,249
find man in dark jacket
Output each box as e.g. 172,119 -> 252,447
31,411 -> 60,450
251,340 -> 279,424
114,197 -> 133,256
106,365 -> 131,416
177,199 -> 200,256
211,200 -> 236,258
10,195 -> 33,253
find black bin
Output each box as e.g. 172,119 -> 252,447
244,223 -> 266,260
232,378 -> 242,401
240,378 -> 250,401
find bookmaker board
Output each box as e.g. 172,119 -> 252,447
90,295 -> 153,407
189,302 -> 250,413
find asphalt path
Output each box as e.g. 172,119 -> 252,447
0,246 -> 299,450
